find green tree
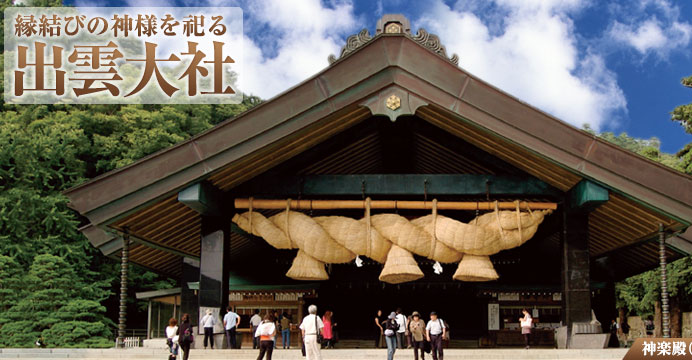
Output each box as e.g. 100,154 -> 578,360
0,99 -> 261,347
0,254 -> 112,347
0,255 -> 21,313
671,75 -> 692,174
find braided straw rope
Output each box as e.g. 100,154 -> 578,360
231,201 -> 550,284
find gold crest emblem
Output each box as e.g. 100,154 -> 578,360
386,95 -> 401,110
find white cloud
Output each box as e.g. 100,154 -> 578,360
237,0 -> 359,98
416,0 -> 626,131
607,0 -> 692,57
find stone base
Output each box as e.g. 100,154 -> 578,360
570,333 -> 610,349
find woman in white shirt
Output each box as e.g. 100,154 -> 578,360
165,317 -> 179,359
255,314 -> 277,360
519,309 -> 532,349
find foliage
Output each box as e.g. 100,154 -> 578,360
671,75 -> 692,174
0,98 -> 260,347
1,3 -> 262,344
0,256 -> 21,313
616,257 -> 692,317
0,255 -> 113,347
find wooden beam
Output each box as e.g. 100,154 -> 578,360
236,174 -> 562,197
665,234 -> 692,256
234,198 -> 557,211
569,180 -> 609,210
129,233 -> 200,261
178,181 -> 226,216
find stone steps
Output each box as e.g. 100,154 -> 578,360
0,348 -> 629,359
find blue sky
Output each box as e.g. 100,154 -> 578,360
63,0 -> 692,154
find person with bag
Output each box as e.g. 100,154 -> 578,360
383,312 -> 399,360
176,313 -> 193,360
165,317 -> 179,359
255,314 -> 277,360
201,308 -> 217,349
300,304 -> 324,360
425,311 -> 446,360
409,311 -> 426,360
519,308 -> 532,349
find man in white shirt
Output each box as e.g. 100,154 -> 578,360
395,308 -> 407,349
250,309 -> 263,349
223,306 -> 239,349
425,312 -> 446,360
300,304 -> 324,360
200,309 -> 217,349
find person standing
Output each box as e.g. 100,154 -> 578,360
177,313 -> 193,360
620,320 -> 630,347
280,312 -> 292,349
645,316 -> 654,337
383,312 -> 399,360
165,317 -> 179,359
273,311 -> 280,349
300,304 -> 324,360
255,314 -> 277,360
409,312 -> 426,360
250,309 -> 263,349
519,308 -> 532,349
374,310 -> 384,348
322,311 -> 334,349
395,308 -> 407,350
608,320 -> 619,347
223,306 -> 239,349
201,309 -> 217,349
426,311 -> 446,360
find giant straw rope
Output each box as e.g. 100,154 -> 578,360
232,199 -> 551,284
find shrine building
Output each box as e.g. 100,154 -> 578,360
64,15 -> 692,349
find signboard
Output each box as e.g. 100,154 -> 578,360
4,7 -> 243,104
488,303 -> 500,330
498,292 -> 520,301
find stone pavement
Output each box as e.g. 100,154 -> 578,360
0,348 -> 629,360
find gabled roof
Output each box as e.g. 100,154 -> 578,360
64,15 -> 691,279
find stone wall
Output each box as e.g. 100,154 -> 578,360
624,312 -> 691,340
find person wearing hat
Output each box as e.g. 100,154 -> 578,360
426,311 -> 446,360
200,308 -> 217,349
409,311 -> 426,360
382,312 -> 399,360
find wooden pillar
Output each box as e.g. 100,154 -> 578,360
180,257 -> 200,326
198,215 -> 230,310
117,232 -> 130,347
146,300 -> 152,339
561,207 -> 592,332
178,181 -> 231,325
659,224 -> 670,338
562,180 -> 608,347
